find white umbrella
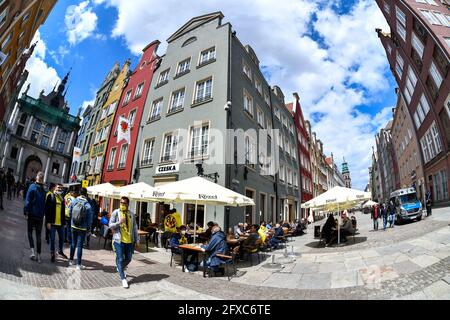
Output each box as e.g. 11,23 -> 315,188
87,183 -> 117,197
363,200 -> 378,208
146,177 -> 255,243
304,186 -> 371,244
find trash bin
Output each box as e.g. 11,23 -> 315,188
314,225 -> 321,238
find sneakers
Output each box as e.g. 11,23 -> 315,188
122,279 -> 129,289
58,251 -> 69,260
37,254 -> 42,263
30,248 -> 36,261
184,265 -> 190,273
68,260 -> 74,266
76,265 -> 86,271
51,253 -> 56,263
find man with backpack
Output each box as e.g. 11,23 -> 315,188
24,172 -> 47,263
64,188 -> 78,244
68,188 -> 93,270
85,195 -> 99,249
45,183 -> 68,263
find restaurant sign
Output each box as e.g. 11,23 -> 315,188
155,163 -> 179,175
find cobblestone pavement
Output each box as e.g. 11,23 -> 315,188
1,197 -> 449,299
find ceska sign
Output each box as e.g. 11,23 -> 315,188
156,164 -> 179,175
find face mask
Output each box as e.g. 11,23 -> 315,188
56,191 -> 63,195
120,204 -> 128,212
181,231 -> 186,235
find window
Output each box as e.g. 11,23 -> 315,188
420,9 -> 443,25
200,47 -> 216,65
1,32 -> 11,50
243,90 -> 253,116
387,44 -> 392,55
108,148 -> 117,170
415,0 -> 438,4
188,124 -> 210,158
118,144 -> 129,169
40,136 -> 49,148
176,58 -> 190,76
122,90 -> 132,106
161,132 -> 178,162
182,37 -> 197,47
43,124 -> 52,136
194,78 -> 212,104
395,52 -> 404,78
52,163 -> 60,175
404,66 -> 418,104
245,135 -> 256,168
157,69 -> 170,86
0,7 -> 8,28
101,126 -> 110,141
22,12 -> 30,24
95,156 -> 103,174
255,79 -> 262,95
429,61 -> 443,89
33,120 -> 42,132
59,130 -> 68,142
169,88 -> 185,113
128,110 -> 137,128
108,101 -> 117,116
445,37 -> 450,48
412,33 -> 425,58
149,99 -> 162,121
243,61 -> 252,80
141,139 -> 155,166
256,106 -> 265,127
264,91 -> 270,105
56,142 -> 65,153
293,172 -> 298,187
10,147 -> 18,159
134,82 -> 144,99
420,121 -> 443,163
274,107 -> 280,119
396,6 -> 407,40
383,1 -> 390,14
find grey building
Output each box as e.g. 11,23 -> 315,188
70,104 -> 92,181
133,12 -> 300,229
1,72 -> 80,184
77,63 -> 120,181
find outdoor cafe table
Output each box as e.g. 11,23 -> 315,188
138,230 -> 150,253
177,244 -> 207,277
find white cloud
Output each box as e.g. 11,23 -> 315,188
93,0 -> 394,189
65,1 -> 100,45
21,31 -> 61,99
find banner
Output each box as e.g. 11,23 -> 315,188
73,147 -> 81,163
117,116 -> 131,144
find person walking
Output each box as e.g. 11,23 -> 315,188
0,170 -> 6,210
426,191 -> 432,217
381,203 -> 388,230
68,188 -> 93,270
388,200 -> 396,228
371,204 -> 379,231
64,188 -> 78,244
109,197 -> 139,289
24,172 -> 47,263
6,170 -> 14,200
45,183 -> 56,245
45,183 -> 68,263
85,195 -> 99,249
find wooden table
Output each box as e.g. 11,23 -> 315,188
138,230 -> 150,252
178,244 -> 207,277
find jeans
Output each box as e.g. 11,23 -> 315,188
389,214 -> 395,227
113,241 -> 134,280
7,186 -> 12,200
70,229 -> 86,265
383,216 -> 388,230
27,218 -> 43,254
373,218 -> 378,230
65,221 -> 72,243
0,191 -> 3,209
426,206 -> 432,216
50,225 -> 65,254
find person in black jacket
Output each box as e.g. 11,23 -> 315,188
0,170 -> 6,210
45,183 -> 68,263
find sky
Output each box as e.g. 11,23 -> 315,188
23,0 -> 397,190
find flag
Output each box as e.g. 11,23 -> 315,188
117,116 -> 131,144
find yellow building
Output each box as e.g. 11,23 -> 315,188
0,0 -> 57,122
87,60 -> 131,185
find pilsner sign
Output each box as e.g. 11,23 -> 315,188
156,163 -> 179,175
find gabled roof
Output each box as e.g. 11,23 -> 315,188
167,12 -> 224,43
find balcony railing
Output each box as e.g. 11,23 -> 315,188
141,158 -> 153,166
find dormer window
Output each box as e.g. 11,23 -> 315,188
182,37 -> 197,47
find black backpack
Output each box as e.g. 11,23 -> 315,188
72,200 -> 87,228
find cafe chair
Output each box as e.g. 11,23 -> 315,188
98,225 -> 113,251
243,245 -> 261,266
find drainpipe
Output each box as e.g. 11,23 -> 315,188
225,24 -> 233,231
268,89 -> 279,223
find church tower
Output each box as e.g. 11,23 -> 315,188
342,157 -> 352,188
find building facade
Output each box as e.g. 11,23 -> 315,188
369,146 -> 383,203
2,72 -> 80,184
77,63 -> 120,183
133,12 -> 300,229
287,94 -> 312,219
375,121 -> 400,202
0,0 -> 56,123
102,41 -> 160,187
391,90 -> 426,202
70,104 -> 92,181
376,0 -> 450,206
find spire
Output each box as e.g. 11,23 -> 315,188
57,69 -> 71,94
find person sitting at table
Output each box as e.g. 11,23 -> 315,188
243,223 -> 249,232
201,226 -> 228,274
281,221 -> 290,229
233,223 -> 244,238
200,221 -> 216,241
339,214 -> 354,243
266,221 -> 273,231
242,224 -> 261,258
169,225 -> 197,271
322,214 -> 336,245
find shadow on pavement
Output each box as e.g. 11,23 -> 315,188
128,273 -> 169,284
304,236 -> 368,249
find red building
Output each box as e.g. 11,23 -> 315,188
287,93 -> 313,218
102,40 -> 160,187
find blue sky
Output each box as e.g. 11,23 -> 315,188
25,0 -> 397,189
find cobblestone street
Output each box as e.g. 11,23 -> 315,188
1,197 -> 449,300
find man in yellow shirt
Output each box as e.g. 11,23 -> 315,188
45,183 -> 68,263
109,197 -> 139,289
64,189 -> 77,244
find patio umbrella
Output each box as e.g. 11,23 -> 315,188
146,177 -> 255,243
363,200 -> 378,208
87,183 -> 117,197
304,186 -> 371,244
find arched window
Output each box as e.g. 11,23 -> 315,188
182,37 -> 197,47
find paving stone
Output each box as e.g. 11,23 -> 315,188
344,258 -> 367,271
391,260 -> 422,275
263,273 -> 301,289
292,262 -> 319,274
319,262 -> 345,273
410,255 -> 441,268
330,270 -> 364,289
297,273 -> 332,290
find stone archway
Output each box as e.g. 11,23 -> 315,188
23,155 -> 43,183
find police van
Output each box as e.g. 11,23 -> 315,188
389,188 -> 423,224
